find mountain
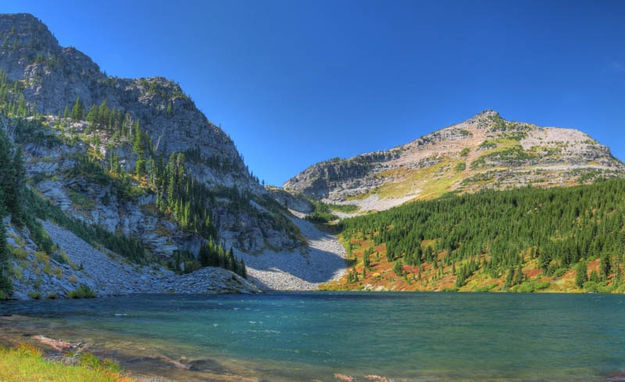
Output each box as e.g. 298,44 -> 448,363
0,13 -> 318,299
0,13 -> 302,253
285,110 -> 625,213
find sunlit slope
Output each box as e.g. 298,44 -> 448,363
285,110 -> 625,214
322,179 -> 625,293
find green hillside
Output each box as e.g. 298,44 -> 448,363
322,179 -> 625,293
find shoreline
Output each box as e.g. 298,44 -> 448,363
0,315 -> 262,382
1,287 -> 620,304
0,310 -> 392,382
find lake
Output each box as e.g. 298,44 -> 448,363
1,292 -> 625,381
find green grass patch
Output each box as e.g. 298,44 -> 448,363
583,281 -> 613,293
328,203 -> 360,214
27,291 -> 41,299
479,140 -> 497,150
306,201 -> 339,224
515,281 -> 550,293
475,283 -> 499,292
67,189 -> 96,211
0,344 -> 132,382
67,284 -> 97,299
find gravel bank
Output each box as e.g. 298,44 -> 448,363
9,214 -> 345,297
238,215 -> 347,290
12,221 -> 261,298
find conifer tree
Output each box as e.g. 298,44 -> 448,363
8,147 -> 24,226
0,129 -> 21,222
70,96 -> 85,120
0,208 -> 12,299
513,264 -> 524,285
600,255 -> 611,281
239,259 -> 247,279
135,157 -> 146,178
575,262 -> 587,288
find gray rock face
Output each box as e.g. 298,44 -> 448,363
284,110 -> 625,211
266,187 -> 313,214
7,117 -> 300,257
0,13 -> 254,191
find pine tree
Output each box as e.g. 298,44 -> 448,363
86,105 -> 98,126
505,267 -> 514,287
393,260 -> 404,276
8,147 -> 24,226
614,266 -> 622,287
239,259 -> 247,279
226,248 -> 235,272
513,264 -> 524,285
70,96 -> 85,120
0,208 -> 12,299
363,250 -> 371,270
0,130 -> 12,298
590,270 -> 600,283
0,129 -> 20,221
135,157 -> 146,178
600,254 -> 611,281
576,264 -> 588,289
98,99 -> 110,128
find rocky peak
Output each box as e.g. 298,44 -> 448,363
471,109 -> 499,120
284,112 -> 625,213
0,13 -> 63,79
0,13 -> 256,189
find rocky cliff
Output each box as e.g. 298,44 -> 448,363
0,13 -> 254,190
0,13 -> 302,254
284,110 -> 625,212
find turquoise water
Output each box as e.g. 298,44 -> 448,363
2,292 -> 625,381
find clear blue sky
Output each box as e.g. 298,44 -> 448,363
3,0 -> 625,186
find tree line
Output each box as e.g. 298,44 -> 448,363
340,179 -> 625,289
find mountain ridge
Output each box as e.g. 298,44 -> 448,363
284,110 -> 625,213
